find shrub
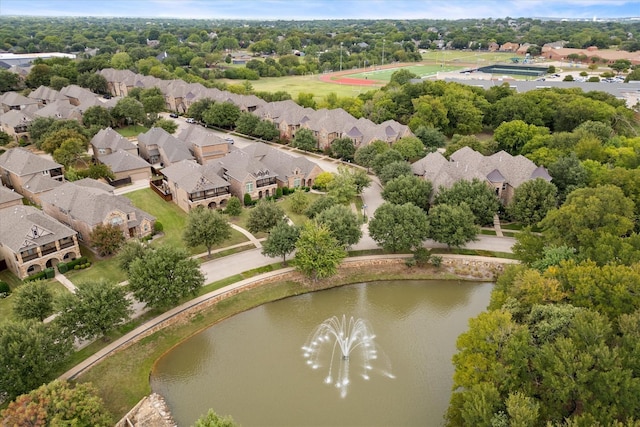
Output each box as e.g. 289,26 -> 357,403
429,255 -> 443,267
74,265 -> 81,270
243,193 -> 254,206
25,271 -> 47,282
276,187 -> 283,198
57,262 -> 68,274
405,258 -> 416,268
153,221 -> 164,233
413,248 -> 431,267
0,281 -> 10,298
44,268 -> 55,279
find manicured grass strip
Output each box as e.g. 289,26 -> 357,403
64,245 -> 127,285
116,125 -> 149,138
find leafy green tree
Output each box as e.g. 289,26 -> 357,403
506,178 -> 558,226
254,120 -> 280,141
153,118 -> 178,134
12,281 -> 53,322
413,126 -> 446,151
316,204 -> 363,248
0,321 -> 72,400
128,246 -> 204,309
392,136 -> 426,161
326,166 -> 358,204
296,92 -> 316,108
512,227 -> 547,266
381,175 -> 432,211
117,240 -> 150,273
368,202 -> 430,253
0,130 -> 11,146
371,149 -> 404,176
82,106 -> 113,129
139,87 -> 165,115
433,179 -> 500,226
312,171 -> 334,190
0,69 -> 21,92
289,189 -> 310,214
25,63 -> 52,88
110,52 -> 133,69
1,380 -> 112,427
90,223 -> 126,257
55,280 -> 132,342
305,196 -> 337,219
378,160 -> 413,185
183,207 -> 231,256
112,97 -> 145,126
294,221 -> 346,281
350,167 -> 372,194
225,196 -> 242,216
427,203 -> 479,248
192,409 -> 237,427
235,112 -> 260,135
354,142 -> 388,170
330,137 -> 356,161
41,128 -> 87,155
539,184 -> 635,251
292,128 -> 317,151
261,220 -> 300,265
187,98 -> 216,123
203,102 -> 241,129
50,75 -> 69,91
530,245 -> 576,272
493,120 -> 549,155
247,199 -> 285,234
77,72 -> 108,94
547,153 -> 588,202
53,137 -> 88,167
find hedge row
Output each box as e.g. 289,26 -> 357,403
24,267 -> 55,282
57,256 -> 89,273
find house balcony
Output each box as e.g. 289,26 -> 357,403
50,168 -> 64,179
59,238 -> 75,250
188,188 -> 231,202
20,252 -> 39,262
40,243 -> 58,256
256,178 -> 277,188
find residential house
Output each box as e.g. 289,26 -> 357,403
544,46 -> 640,65
0,147 -> 64,203
176,125 -> 230,164
90,127 -> 138,158
157,159 -> 231,211
31,99 -> 83,121
487,42 -> 500,52
40,180 -> 155,244
96,149 -> 152,183
240,143 -> 323,188
499,42 -> 520,52
215,148 -> 279,202
27,85 -> 68,106
137,127 -> 194,167
411,146 -> 551,204
0,91 -> 39,112
0,109 -> 33,143
0,204 -> 80,279
59,85 -> 100,107
0,185 -> 22,209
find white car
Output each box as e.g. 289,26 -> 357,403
186,118 -> 195,124
224,137 -> 234,144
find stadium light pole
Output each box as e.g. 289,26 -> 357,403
340,42 -> 343,72
382,38 -> 385,67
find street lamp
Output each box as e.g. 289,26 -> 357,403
362,204 -> 367,219
340,42 -> 343,72
381,39 -> 385,67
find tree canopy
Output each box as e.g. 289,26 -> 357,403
183,207 -> 232,256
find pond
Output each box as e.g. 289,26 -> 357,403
151,280 -> 493,426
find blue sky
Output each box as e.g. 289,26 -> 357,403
1,0 -> 639,20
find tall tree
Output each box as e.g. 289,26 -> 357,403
433,179 -> 500,226
368,202 -> 430,253
203,102 -> 241,129
294,221 -> 346,281
12,280 -> 54,322
0,321 -> 72,401
183,207 -> 232,256
247,200 -> 285,234
427,203 -> 480,248
261,220 -> 300,265
506,178 -> 558,226
117,240 -> 150,273
316,204 -> 363,248
381,175 -> 432,211
128,246 -> 205,310
330,137 -> 356,161
112,97 -> 145,126
89,223 -> 126,257
378,160 -> 413,185
55,280 -> 132,342
1,380 -> 112,427
193,409 -> 237,427
291,128 -> 317,151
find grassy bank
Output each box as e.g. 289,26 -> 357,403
76,262 -> 469,420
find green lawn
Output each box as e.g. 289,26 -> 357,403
116,125 -> 149,138
348,64 -> 462,81
124,188 -> 249,254
64,245 -> 127,285
0,271 -> 70,325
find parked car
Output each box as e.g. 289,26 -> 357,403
186,118 -> 195,124
169,113 -> 178,118
225,137 -> 234,144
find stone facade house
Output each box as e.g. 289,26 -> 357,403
0,147 -> 64,203
176,125 -> 230,164
0,185 -> 22,209
157,159 -> 231,212
215,149 -> 279,202
91,127 -> 138,157
0,204 -> 81,279
240,143 -> 323,188
40,179 -> 155,244
0,109 -> 33,143
97,150 -> 152,183
411,146 -> 551,204
0,91 -> 40,112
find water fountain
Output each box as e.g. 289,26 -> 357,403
301,315 -> 395,398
